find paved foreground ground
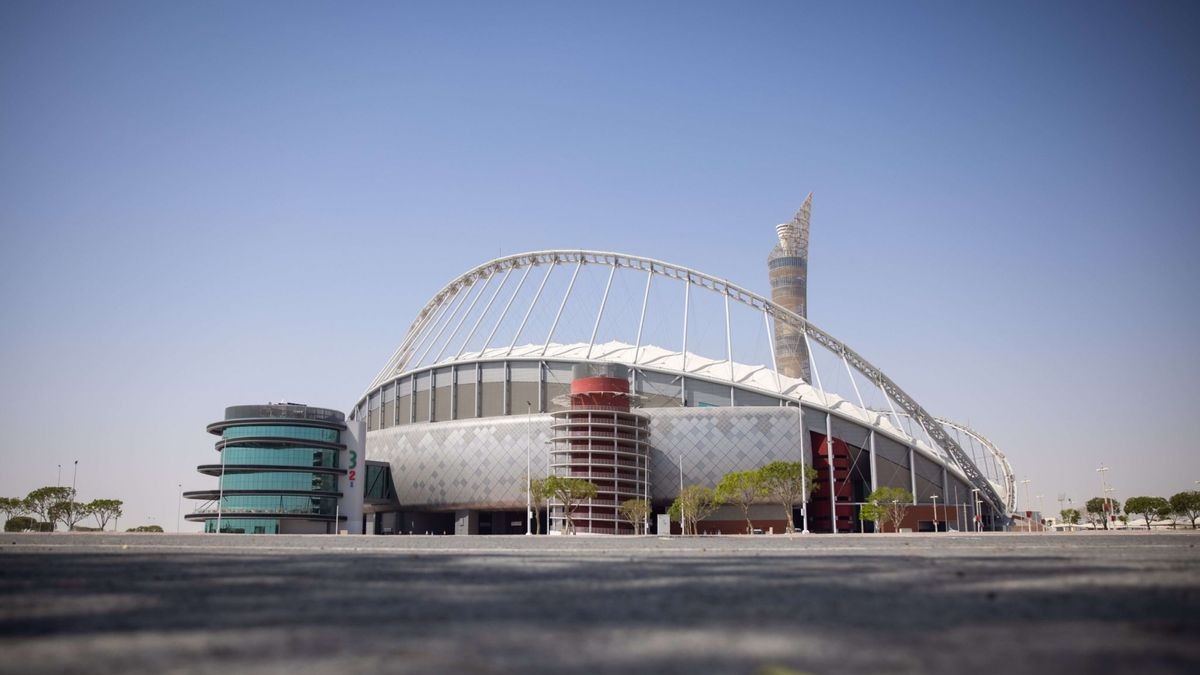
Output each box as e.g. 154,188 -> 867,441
1,532 -> 1197,674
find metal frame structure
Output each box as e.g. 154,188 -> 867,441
935,417 -> 1015,512
360,250 -> 1008,515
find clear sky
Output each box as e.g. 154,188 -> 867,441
2,1 -> 1197,530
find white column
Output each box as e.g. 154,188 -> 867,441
338,417 -> 366,534
633,269 -> 653,365
825,412 -> 836,534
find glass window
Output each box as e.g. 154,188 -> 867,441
223,445 -> 338,468
639,370 -> 681,408
733,387 -> 781,407
455,365 -> 477,419
831,417 -> 871,450
221,471 -> 338,493
803,407 -> 827,434
414,371 -> 430,423
216,495 -> 337,516
396,377 -> 412,426
545,362 -> 574,412
480,363 -> 505,417
432,367 -> 452,422
381,384 -> 395,429
223,425 -> 339,443
913,452 -> 945,501
873,435 -> 911,491
768,256 -> 807,270
510,361 -> 540,414
365,463 -> 396,501
206,518 -> 280,534
686,378 -> 731,407
367,390 -> 380,431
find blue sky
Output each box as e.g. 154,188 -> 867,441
2,1 -> 1197,529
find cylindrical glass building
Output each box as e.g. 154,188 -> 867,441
184,403 -> 348,534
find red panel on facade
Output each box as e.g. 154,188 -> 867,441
808,431 -> 854,533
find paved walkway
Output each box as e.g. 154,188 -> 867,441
1,532 -> 1197,674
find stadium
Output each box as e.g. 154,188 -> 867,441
352,196 -> 1016,535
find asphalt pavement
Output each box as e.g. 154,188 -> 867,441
1,531 -> 1197,674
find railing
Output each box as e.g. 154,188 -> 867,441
189,506 -> 333,516
552,404 -> 640,414
551,457 -> 644,469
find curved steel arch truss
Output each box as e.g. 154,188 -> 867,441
364,250 -> 1008,515
938,417 -> 1016,513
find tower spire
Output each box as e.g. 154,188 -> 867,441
767,193 -> 813,382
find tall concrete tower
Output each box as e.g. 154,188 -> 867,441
768,193 -> 812,381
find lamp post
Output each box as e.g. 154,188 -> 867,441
679,454 -> 685,535
930,495 -> 940,533
1096,464 -> 1113,529
1019,478 -> 1032,532
57,464 -> 62,486
970,488 -> 980,532
526,401 -> 533,536
216,432 -> 226,534
176,483 -> 183,533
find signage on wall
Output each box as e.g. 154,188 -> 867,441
348,450 -> 358,487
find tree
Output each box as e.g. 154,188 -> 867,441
1155,499 -> 1174,527
543,476 -> 597,534
865,487 -> 914,533
715,470 -> 767,534
1060,508 -> 1082,528
758,461 -> 818,534
127,525 -> 164,533
87,499 -> 124,531
1169,491 -> 1200,529
1124,496 -> 1170,531
619,498 -> 652,534
23,487 -> 72,530
50,499 -> 88,531
668,485 -> 720,535
520,476 -> 551,534
5,516 -> 36,532
1085,497 -> 1117,530
859,500 -> 885,531
0,497 -> 27,523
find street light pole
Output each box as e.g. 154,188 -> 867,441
930,495 -> 940,533
526,401 -> 533,536
68,460 -> 79,531
216,433 -> 226,534
1019,479 -> 1031,532
679,454 -> 685,535
1097,464 -> 1113,530
57,464 -> 62,486
177,483 -> 183,533
970,488 -> 980,532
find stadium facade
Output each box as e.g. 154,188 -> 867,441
347,197 -> 1016,535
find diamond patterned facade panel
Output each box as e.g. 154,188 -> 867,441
644,407 -> 809,501
367,415 -> 552,510
367,406 -> 839,509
